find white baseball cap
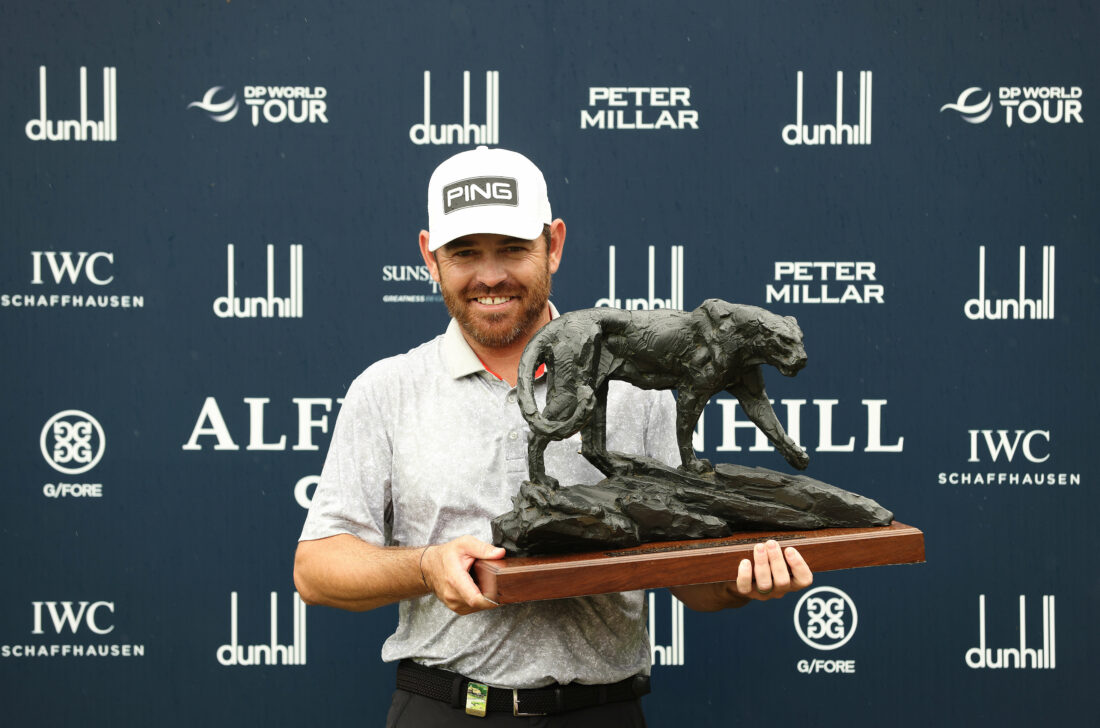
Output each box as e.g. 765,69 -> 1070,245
426,146 -> 552,251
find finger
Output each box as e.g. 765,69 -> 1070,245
443,540 -> 500,612
736,558 -> 753,596
457,535 -> 507,561
753,543 -> 773,594
451,569 -> 498,613
766,540 -> 792,592
785,547 -> 814,589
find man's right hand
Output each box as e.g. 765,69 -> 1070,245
420,536 -> 506,615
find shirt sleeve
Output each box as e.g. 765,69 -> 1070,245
298,366 -> 393,545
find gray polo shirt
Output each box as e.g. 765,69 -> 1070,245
301,313 -> 678,688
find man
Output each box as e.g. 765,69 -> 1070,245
294,146 -> 813,726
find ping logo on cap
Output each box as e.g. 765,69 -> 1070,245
443,177 -> 518,214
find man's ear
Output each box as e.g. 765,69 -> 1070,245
547,218 -> 566,274
418,230 -> 440,282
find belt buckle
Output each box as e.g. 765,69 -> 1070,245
513,688 -> 547,717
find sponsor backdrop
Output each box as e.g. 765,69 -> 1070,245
1,1 -> 1096,725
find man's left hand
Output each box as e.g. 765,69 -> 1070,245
670,539 -> 813,611
731,540 -> 813,602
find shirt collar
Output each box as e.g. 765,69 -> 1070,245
442,301 -> 560,380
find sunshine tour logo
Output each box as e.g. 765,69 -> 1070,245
40,410 -> 105,499
1,601 -> 144,658
937,428 -> 1080,487
213,244 -> 303,319
783,70 -> 872,146
966,595 -> 1056,670
766,261 -> 883,305
581,86 -> 699,130
594,245 -> 685,310
409,70 -> 500,145
381,263 -> 442,304
25,66 -> 117,142
217,592 -> 306,666
942,85 -> 1083,127
1,250 -> 145,309
965,246 -> 1055,321
188,85 -> 328,126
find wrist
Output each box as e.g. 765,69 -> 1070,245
419,546 -> 433,592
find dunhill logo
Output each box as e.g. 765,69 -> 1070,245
25,66 -> 118,142
649,592 -> 685,666
782,70 -> 872,146
216,592 -> 306,666
213,244 -> 303,319
965,595 -> 1055,669
964,246 -> 1055,321
409,70 -> 500,145
595,245 -> 685,310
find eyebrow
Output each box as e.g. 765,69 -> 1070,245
445,236 -> 532,250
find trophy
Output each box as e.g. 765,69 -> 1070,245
476,300 -> 924,603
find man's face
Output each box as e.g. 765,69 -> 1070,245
429,232 -> 556,349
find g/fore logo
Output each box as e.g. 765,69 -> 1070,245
1,601 -> 145,658
217,592 -> 306,666
41,410 -> 105,476
40,409 -> 106,498
25,66 -> 117,142
409,70 -> 500,145
766,261 -> 884,305
188,85 -> 328,126
213,244 -> 303,319
937,428 -> 1080,486
793,586 -> 858,675
942,85 -> 1083,127
965,246 -> 1054,321
783,71 -> 872,146
581,87 -> 699,130
594,245 -> 685,310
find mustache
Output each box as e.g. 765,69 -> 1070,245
464,283 -> 524,298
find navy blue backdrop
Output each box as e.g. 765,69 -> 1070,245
2,1 -> 1097,725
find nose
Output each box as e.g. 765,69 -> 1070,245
474,253 -> 509,289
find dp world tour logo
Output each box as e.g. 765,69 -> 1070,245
40,410 -> 106,475
188,86 -> 239,122
793,586 -> 858,650
941,87 -> 993,124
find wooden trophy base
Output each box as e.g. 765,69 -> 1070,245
474,521 -> 924,604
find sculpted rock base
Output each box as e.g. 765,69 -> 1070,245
491,456 -> 894,555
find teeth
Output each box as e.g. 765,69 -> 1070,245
477,296 -> 512,305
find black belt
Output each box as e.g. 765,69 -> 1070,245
395,659 -> 650,717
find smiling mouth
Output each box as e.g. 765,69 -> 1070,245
475,296 -> 514,305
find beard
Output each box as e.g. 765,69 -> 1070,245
440,262 -> 552,349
